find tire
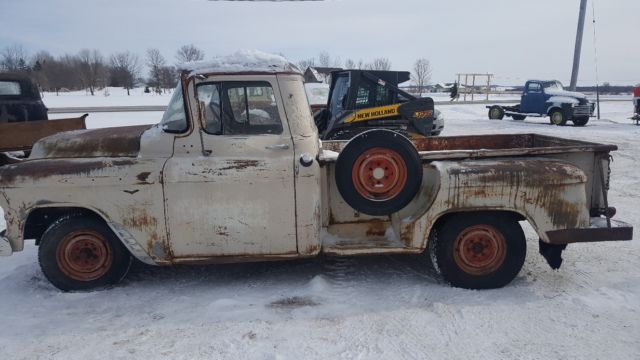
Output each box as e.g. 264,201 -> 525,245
431,213 -> 526,289
549,109 -> 567,126
38,215 -> 132,291
488,106 -> 504,120
512,115 -> 527,121
572,116 -> 589,126
335,129 -> 422,216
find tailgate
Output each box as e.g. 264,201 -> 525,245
0,115 -> 87,152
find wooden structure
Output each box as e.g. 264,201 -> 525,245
456,73 -> 494,101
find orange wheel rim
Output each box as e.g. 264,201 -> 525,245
453,225 -> 507,276
56,230 -> 113,281
351,147 -> 408,201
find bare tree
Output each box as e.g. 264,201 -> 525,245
411,58 -> 432,97
146,48 -> 166,94
77,49 -> 107,96
344,58 -> 356,69
318,51 -> 331,67
366,57 -> 392,71
297,57 -> 316,71
110,51 -> 141,95
175,44 -> 204,64
1,44 -> 29,72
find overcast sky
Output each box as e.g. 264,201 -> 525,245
1,0 -> 638,85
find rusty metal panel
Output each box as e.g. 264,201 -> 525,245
30,124 -> 151,159
278,74 -> 322,256
0,116 -> 86,152
0,157 -> 168,261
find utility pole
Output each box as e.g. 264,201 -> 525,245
570,0 -> 588,91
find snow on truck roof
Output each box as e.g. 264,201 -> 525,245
179,49 -> 302,76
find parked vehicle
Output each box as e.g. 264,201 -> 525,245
487,80 -> 595,126
0,73 -> 48,123
632,86 -> 640,125
313,70 -> 444,139
0,73 -> 87,157
0,54 -> 632,292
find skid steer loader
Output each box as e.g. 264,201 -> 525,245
313,70 -> 441,140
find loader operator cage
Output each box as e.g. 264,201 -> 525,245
326,70 -> 414,125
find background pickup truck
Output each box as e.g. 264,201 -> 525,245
487,80 -> 595,126
0,54 -> 632,291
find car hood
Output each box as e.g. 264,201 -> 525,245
545,88 -> 587,99
30,125 -> 152,159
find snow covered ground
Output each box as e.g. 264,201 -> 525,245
0,100 -> 638,359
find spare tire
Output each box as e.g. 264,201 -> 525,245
335,129 -> 422,216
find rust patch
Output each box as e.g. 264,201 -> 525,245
37,125 -> 151,158
365,220 -> 387,236
304,243 -> 321,254
0,159 -> 136,186
214,225 -> 229,237
218,159 -> 263,171
136,171 -> 152,184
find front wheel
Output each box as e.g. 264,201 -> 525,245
38,215 -> 132,291
430,213 -> 526,289
549,109 -> 567,126
572,116 -> 589,126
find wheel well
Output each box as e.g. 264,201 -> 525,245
547,107 -> 561,116
430,210 -> 525,240
24,207 -> 105,245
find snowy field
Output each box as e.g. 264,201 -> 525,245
0,100 -> 639,359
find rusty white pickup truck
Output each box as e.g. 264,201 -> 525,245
0,52 -> 633,291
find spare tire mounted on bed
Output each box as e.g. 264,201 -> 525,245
335,129 -> 423,216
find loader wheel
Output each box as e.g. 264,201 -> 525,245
431,213 -> 526,289
572,116 -> 589,126
38,215 -> 132,291
512,115 -> 527,121
488,106 -> 504,120
549,109 -> 567,126
335,129 -> 422,216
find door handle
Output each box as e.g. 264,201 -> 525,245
265,144 -> 290,150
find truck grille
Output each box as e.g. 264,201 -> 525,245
573,104 -> 593,117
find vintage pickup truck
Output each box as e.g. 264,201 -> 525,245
0,52 -> 633,291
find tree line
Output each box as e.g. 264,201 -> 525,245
1,45 -> 432,96
0,44 -> 205,96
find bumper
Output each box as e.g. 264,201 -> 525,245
0,231 -> 12,256
571,103 -> 594,118
546,218 -> 633,245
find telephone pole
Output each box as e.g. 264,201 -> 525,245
570,0 -> 588,91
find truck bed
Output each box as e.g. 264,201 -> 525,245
319,133 -> 616,162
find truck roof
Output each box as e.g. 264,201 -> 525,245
179,49 -> 302,76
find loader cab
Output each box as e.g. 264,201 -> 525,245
315,70 -> 429,140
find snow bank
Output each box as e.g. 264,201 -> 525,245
180,49 -> 301,76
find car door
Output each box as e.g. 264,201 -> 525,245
520,82 -> 544,114
163,76 -> 297,258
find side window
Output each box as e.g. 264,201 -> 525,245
527,83 -> 542,93
329,74 -> 349,116
355,86 -> 370,108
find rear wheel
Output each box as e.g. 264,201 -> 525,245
335,129 -> 422,216
38,215 -> 132,291
431,213 -> 526,289
572,116 -> 589,126
488,106 -> 504,120
549,109 -> 567,126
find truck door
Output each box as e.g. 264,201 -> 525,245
163,77 -> 297,258
520,81 -> 545,114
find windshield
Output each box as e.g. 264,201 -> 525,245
329,74 -> 349,119
543,81 -> 564,91
161,84 -> 188,133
